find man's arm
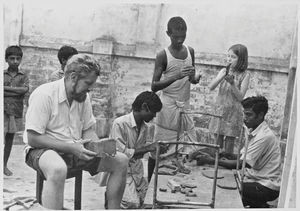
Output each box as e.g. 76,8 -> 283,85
4,73 -> 29,95
4,91 -> 20,97
187,47 -> 201,84
82,125 -> 98,141
27,129 -> 96,160
4,86 -> 29,95
200,154 -> 252,170
151,50 -> 175,92
110,121 -> 136,159
151,50 -> 193,92
132,142 -> 156,159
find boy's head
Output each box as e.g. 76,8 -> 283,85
132,91 -> 162,123
57,45 -> 78,69
241,96 -> 268,129
167,16 -> 187,33
167,17 -> 187,49
5,45 -> 23,69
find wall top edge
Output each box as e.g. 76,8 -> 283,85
20,35 -> 290,73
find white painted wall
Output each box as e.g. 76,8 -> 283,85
4,0 -> 297,60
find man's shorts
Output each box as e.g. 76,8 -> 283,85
4,114 -> 24,133
25,148 -> 102,179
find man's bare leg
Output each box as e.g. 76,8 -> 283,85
99,152 -> 128,209
38,150 -> 67,209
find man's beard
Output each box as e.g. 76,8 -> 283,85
73,93 -> 87,102
72,79 -> 87,102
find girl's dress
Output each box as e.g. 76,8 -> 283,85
209,69 -> 250,138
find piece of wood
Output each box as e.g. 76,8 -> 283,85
84,138 -> 116,157
159,164 -> 178,170
180,183 -> 197,189
186,192 -> 197,197
159,188 -> 167,192
278,21 -> 297,208
167,179 -> 181,192
158,167 -> 176,175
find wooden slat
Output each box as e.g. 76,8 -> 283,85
277,16 -> 298,207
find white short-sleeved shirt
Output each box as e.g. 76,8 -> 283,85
109,112 -> 154,159
23,78 -> 96,154
240,121 -> 281,191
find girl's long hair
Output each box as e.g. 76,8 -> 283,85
228,44 -> 248,72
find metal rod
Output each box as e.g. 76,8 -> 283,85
211,146 -> 220,208
156,200 -> 212,206
235,170 -> 243,194
157,140 -> 220,149
181,111 -> 223,118
175,111 -> 183,160
236,126 -> 245,170
215,107 -> 223,148
240,130 -> 250,197
152,143 -> 161,209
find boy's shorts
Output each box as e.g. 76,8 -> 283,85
25,148 -> 102,179
4,114 -> 24,133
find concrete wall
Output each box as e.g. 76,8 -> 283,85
3,0 -> 297,137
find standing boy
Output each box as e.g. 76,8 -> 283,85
50,45 -> 78,81
3,45 -> 29,176
149,16 -> 201,181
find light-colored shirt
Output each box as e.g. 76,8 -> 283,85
240,121 -> 281,191
110,112 -> 153,159
50,69 -> 64,82
4,69 -> 29,117
109,112 -> 153,208
23,78 -> 96,153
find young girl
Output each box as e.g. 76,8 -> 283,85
208,44 -> 250,154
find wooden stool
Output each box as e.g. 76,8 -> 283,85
36,169 -> 83,210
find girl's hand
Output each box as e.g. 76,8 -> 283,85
224,74 -> 235,85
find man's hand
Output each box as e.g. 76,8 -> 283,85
189,71 -> 202,84
176,66 -> 195,80
149,142 -> 168,154
71,139 -> 97,161
145,142 -> 157,152
83,138 -> 117,158
194,72 -> 202,83
196,154 -> 215,165
159,143 -> 168,154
